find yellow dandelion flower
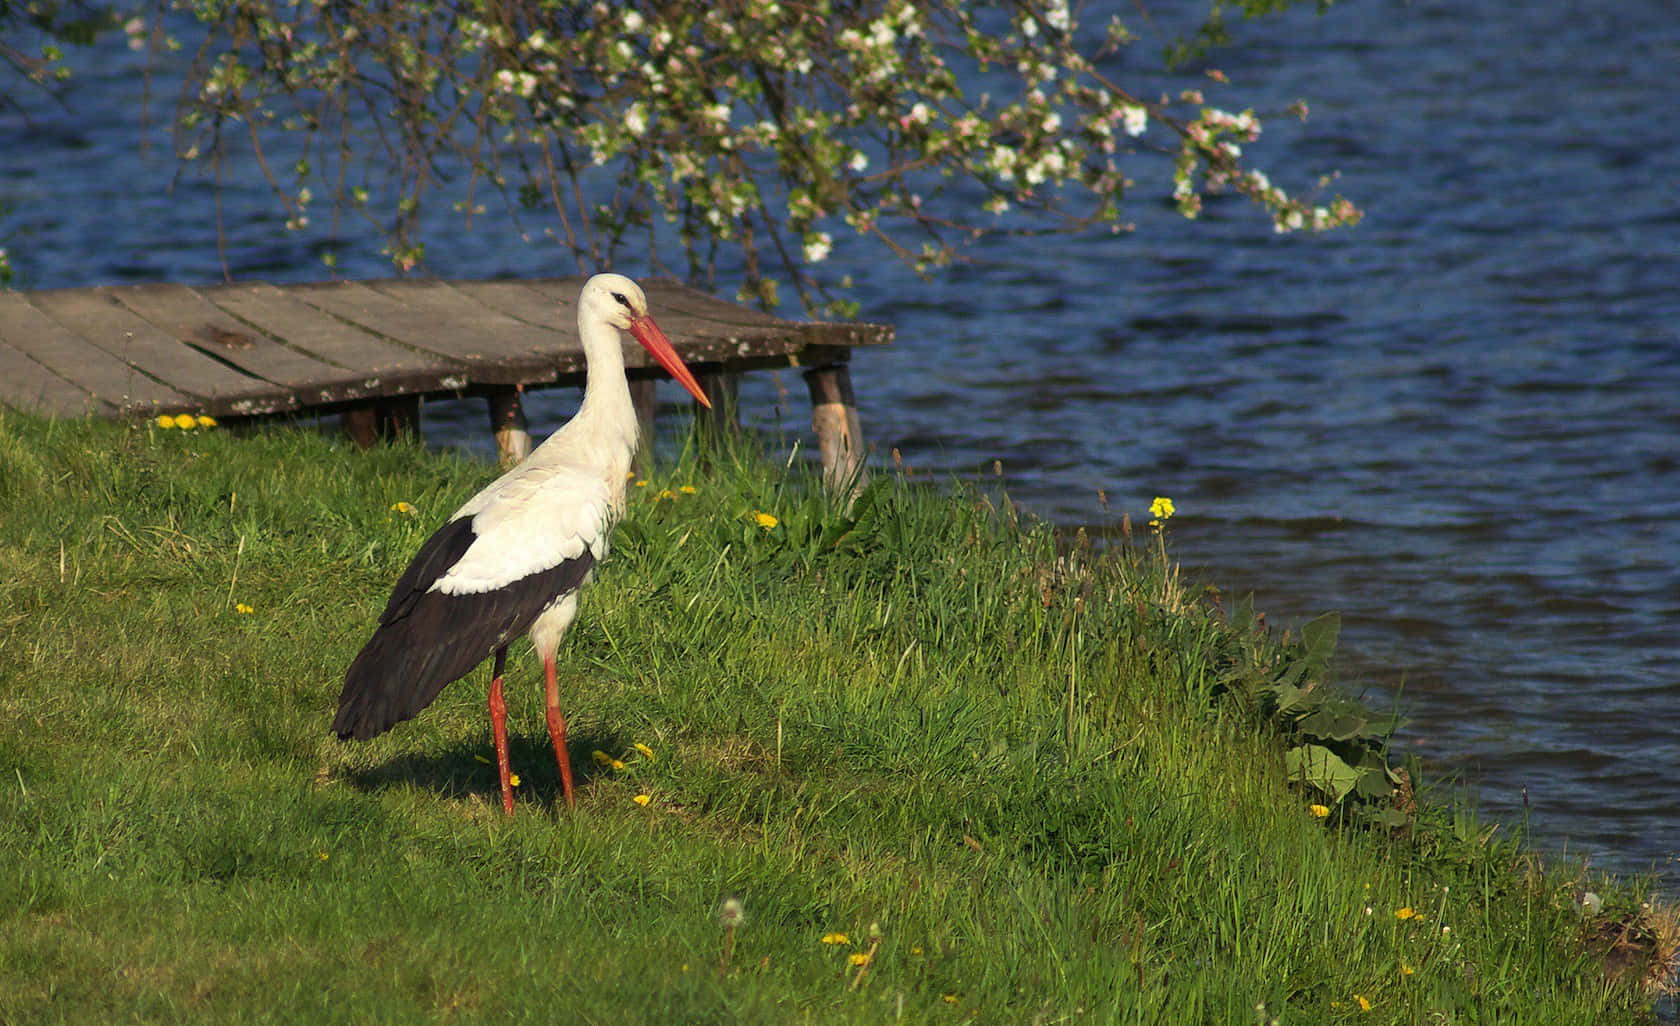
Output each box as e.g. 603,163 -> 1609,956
848,951 -> 872,967
1149,496 -> 1176,521
1309,803 -> 1330,818
635,479 -> 650,488
234,603 -> 254,615
632,794 -> 651,806
1395,906 -> 1420,921
655,489 -> 675,502
591,750 -> 613,768
509,773 -> 521,787
1355,994 -> 1372,1012
611,758 -> 626,771
634,742 -> 655,761
390,501 -> 417,515
753,511 -> 779,530
820,933 -> 849,946
173,413 -> 198,430
1401,963 -> 1415,977
156,414 -> 176,429
196,414 -> 217,428
679,485 -> 698,495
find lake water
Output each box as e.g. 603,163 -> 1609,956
4,0 -> 1677,891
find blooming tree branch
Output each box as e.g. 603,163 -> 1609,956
152,0 -> 1359,314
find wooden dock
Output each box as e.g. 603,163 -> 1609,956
0,277 -> 889,485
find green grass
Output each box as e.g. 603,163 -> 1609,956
0,410 -> 1670,1024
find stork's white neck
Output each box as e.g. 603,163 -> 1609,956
573,307 -> 634,433
515,298 -> 640,480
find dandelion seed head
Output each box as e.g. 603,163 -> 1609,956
718,897 -> 745,928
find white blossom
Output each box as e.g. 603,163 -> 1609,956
1044,0 -> 1072,32
803,231 -> 833,262
1121,103 -> 1148,137
990,146 -> 1018,181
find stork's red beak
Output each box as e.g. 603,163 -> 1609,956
629,315 -> 712,409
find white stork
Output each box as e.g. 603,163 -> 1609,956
331,273 -> 711,813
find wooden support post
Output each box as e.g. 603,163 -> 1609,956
343,395 -> 422,448
695,370 -> 739,441
487,386 -> 532,467
629,377 -> 658,477
803,360 -> 866,497
692,372 -> 739,460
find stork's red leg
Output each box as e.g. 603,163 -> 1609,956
488,648 -> 515,814
543,655 -> 576,809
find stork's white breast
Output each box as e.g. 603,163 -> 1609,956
430,464 -> 622,596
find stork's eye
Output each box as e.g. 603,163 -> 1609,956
611,291 -> 631,308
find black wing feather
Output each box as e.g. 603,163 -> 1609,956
331,516 -> 596,741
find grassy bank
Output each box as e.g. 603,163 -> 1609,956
0,411 -> 1671,1024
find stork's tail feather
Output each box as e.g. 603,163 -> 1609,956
334,631 -> 444,740
332,609 -> 494,740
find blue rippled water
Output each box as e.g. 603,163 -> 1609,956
4,0 -> 1677,888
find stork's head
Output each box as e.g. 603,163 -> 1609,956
581,272 -> 711,408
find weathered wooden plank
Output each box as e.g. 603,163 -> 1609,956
0,293 -> 193,414
519,279 -> 802,365
451,279 -> 582,337
0,276 -> 891,436
289,280 -> 553,384
454,278 -> 651,372
642,278 -> 894,348
524,276 -> 891,354
0,335 -> 116,417
114,283 -> 349,390
25,288 -> 288,415
364,280 -> 577,385
642,278 -> 789,328
203,284 -> 454,402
